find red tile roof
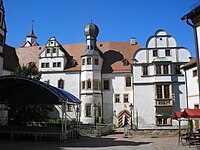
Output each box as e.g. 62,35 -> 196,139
181,58 -> 196,70
15,42 -> 142,73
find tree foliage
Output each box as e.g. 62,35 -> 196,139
9,62 -> 53,126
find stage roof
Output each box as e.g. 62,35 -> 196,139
0,75 -> 81,105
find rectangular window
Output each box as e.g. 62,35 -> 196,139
67,104 -> 73,112
53,48 -> 56,53
57,62 -> 61,67
85,104 -> 91,117
87,80 -> 91,89
156,117 -> 172,126
175,65 -> 181,75
125,77 -> 131,87
153,50 -> 158,57
41,63 -> 45,68
95,59 -> 99,65
115,94 -> 120,103
82,81 -> 85,89
82,58 -> 85,65
103,80 -> 109,90
87,58 -> 91,65
47,48 -> 50,53
156,65 -> 162,74
123,94 -> 129,103
93,80 -> 99,90
156,85 -> 162,99
53,62 -> 56,67
193,70 -> 197,77
142,66 -> 148,76
164,85 -> 170,98
165,49 -> 170,56
163,65 -> 169,74
42,63 -> 49,68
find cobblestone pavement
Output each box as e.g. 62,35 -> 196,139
0,128 -> 197,150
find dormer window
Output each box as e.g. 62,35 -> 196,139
47,48 -> 50,53
82,58 -> 85,65
53,48 -> 56,53
123,59 -> 129,66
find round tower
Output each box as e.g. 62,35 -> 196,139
80,22 -> 103,124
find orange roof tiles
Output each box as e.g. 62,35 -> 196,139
15,42 -> 142,73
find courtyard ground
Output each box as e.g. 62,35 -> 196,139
0,128 -> 197,150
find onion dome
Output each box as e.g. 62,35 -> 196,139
84,23 -> 99,38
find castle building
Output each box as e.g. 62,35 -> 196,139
133,30 -> 191,128
0,0 -> 193,129
13,25 -> 192,129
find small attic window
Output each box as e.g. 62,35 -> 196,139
51,41 -> 53,44
39,47 -> 42,50
123,59 -> 129,66
159,38 -> 162,41
100,44 -> 103,47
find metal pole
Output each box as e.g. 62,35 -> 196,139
131,110 -> 133,129
61,102 -> 64,140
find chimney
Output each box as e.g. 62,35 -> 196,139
130,37 -> 137,45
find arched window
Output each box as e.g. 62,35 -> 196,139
58,79 -> 64,89
87,80 -> 91,89
125,76 -> 131,87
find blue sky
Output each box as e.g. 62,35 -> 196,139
4,0 -> 199,57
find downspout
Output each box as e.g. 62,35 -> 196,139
184,16 -> 200,104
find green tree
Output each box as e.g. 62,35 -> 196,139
9,62 -> 53,126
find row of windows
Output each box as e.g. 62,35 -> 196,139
82,77 -> 132,90
41,62 -> 61,68
142,65 -> 181,76
114,94 -> 129,103
85,104 -> 101,117
46,48 -> 57,54
82,58 -> 99,65
82,80 -> 100,90
45,76 -> 131,92
153,49 -> 171,57
156,84 -> 170,99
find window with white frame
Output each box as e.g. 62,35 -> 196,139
87,58 -> 91,65
41,62 -> 49,68
85,104 -> 91,117
82,81 -> 86,89
115,94 -> 120,103
142,66 -> 148,76
125,76 -> 131,87
53,62 -> 61,67
87,80 -> 91,89
93,80 -> 99,90
123,94 -> 129,103
155,64 -> 170,75
165,49 -> 170,56
156,117 -> 172,126
153,50 -> 158,57
156,84 -> 170,99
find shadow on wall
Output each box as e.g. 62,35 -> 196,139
102,50 -> 124,73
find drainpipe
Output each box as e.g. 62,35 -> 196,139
184,16 -> 200,104
184,69 -> 189,108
